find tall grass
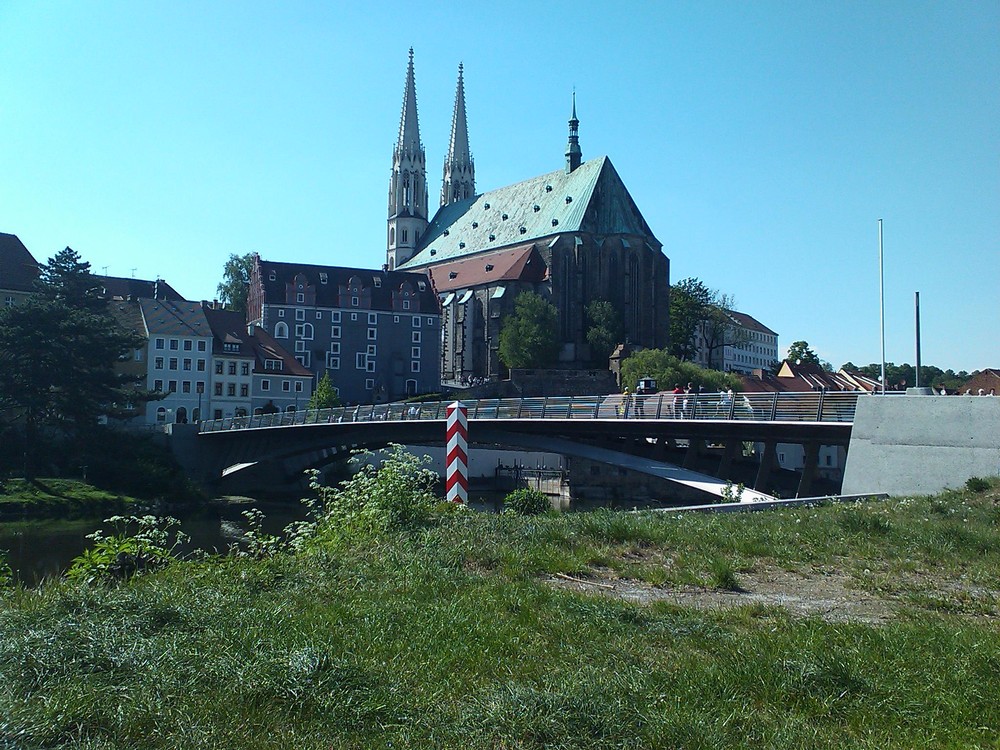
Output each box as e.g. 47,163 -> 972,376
0,476 -> 997,748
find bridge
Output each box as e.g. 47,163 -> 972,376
193,391 -> 862,502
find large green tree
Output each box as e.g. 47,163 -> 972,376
668,278 -> 714,361
0,248 -> 146,476
498,291 -> 560,369
585,299 -> 625,364
668,278 -> 749,368
621,349 -> 742,395
216,252 -> 255,313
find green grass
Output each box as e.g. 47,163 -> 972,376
1,480 -> 999,747
0,478 -> 139,519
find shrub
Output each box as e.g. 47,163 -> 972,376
308,445 -> 440,537
503,488 -> 551,516
66,514 -> 189,584
965,476 -> 991,493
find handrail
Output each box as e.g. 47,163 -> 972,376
199,391 -> 874,433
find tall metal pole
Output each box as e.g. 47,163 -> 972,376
914,291 -> 922,388
879,219 -> 886,394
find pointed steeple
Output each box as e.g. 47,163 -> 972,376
397,47 -> 422,156
387,48 -> 428,270
441,63 -> 476,207
565,90 -> 582,173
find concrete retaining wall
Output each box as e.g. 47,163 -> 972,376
842,396 -> 1000,496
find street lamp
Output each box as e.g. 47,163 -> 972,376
196,382 -> 204,423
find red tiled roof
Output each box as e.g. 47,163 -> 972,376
426,244 -> 546,293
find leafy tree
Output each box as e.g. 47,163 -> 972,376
620,348 -> 742,395
668,278 -> 749,369
216,252 -> 255,313
585,299 -> 624,364
786,341 -> 821,366
0,250 -> 147,477
498,291 -> 559,369
699,294 -> 751,370
309,373 -> 342,409
669,278 -> 713,360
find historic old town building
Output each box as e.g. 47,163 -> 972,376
388,52 -> 671,382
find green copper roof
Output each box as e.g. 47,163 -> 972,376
400,155 -> 657,269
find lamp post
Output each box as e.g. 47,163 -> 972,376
196,382 -> 204,423
878,218 -> 886,395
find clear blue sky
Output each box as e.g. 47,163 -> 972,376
2,1 -> 997,372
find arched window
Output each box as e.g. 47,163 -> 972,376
175,407 -> 187,424
301,323 -> 314,340
275,321 -> 288,338
389,227 -> 395,246
156,407 -> 166,423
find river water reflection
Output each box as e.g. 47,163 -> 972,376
0,500 -> 310,586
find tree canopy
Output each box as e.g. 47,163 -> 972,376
0,248 -> 147,476
585,299 -> 624,364
308,373 -> 341,409
216,252 -> 255,313
621,349 -> 742,395
498,291 -> 560,369
668,278 -> 748,368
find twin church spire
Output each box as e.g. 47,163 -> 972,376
387,50 -> 581,269
387,51 -> 475,269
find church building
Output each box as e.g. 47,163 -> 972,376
387,50 -> 671,383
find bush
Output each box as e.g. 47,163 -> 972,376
66,514 -> 189,584
308,445 -> 440,538
965,476 -> 991,493
503,488 -> 551,516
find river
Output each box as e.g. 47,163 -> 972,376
0,499 -> 310,586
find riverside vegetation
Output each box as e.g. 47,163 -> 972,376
0,451 -> 998,749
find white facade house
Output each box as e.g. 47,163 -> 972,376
695,310 -> 779,374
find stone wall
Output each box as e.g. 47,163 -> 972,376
842,395 -> 1000,496
503,368 -> 617,398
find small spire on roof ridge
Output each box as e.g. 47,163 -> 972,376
565,89 -> 582,173
408,46 -> 414,61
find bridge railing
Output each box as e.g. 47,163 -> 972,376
199,391 -> 867,433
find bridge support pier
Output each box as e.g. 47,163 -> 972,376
683,439 -> 705,470
716,439 -> 739,480
754,440 -> 778,492
796,442 -> 821,498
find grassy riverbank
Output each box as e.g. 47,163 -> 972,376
1,474 -> 998,748
0,478 -> 140,520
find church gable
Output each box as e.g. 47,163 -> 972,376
579,158 -> 657,241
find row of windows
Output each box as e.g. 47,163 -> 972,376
214,360 -> 252,376
275,322 -> 425,344
275,309 -> 435,326
259,379 -> 305,393
152,380 -> 206,395
154,338 -> 208,352
154,357 -> 207,372
152,379 -> 304,396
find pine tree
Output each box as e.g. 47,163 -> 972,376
0,249 -> 147,476
308,373 -> 341,409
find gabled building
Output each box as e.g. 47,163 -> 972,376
203,307 -> 313,417
0,232 -> 40,308
694,310 -> 779,374
247,257 -> 441,404
138,299 -> 215,425
387,53 -> 670,382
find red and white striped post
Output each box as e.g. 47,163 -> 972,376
445,401 -> 468,504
